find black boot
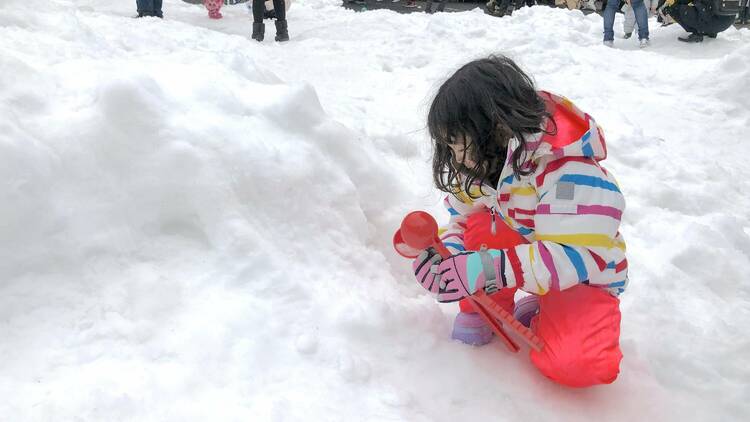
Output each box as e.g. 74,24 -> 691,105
252,22 -> 265,42
275,20 -> 289,42
678,32 -> 703,43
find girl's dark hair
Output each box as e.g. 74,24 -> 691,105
427,55 -> 554,198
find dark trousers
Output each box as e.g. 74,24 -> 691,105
136,0 -> 163,17
253,0 -> 286,23
740,0 -> 749,23
670,4 -> 736,35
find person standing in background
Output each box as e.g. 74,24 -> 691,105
604,0 -> 650,47
738,0 -> 749,24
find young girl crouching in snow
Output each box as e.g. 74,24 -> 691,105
413,56 -> 628,388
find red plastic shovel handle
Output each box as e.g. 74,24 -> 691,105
472,291 -> 545,352
395,210 -> 545,353
468,296 -> 520,352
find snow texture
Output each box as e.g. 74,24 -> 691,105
1,0 -> 749,421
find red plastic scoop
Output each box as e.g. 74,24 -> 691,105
392,229 -> 422,259
395,211 -> 451,259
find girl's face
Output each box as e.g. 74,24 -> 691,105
448,134 -> 477,169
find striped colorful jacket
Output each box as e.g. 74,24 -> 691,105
440,92 -> 628,296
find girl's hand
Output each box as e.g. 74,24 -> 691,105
412,248 -> 444,294
435,252 -> 487,303
414,250 -> 502,303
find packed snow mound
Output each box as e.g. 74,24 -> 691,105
1,4 -> 427,420
1,0 -> 749,421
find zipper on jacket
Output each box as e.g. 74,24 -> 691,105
490,207 -> 497,235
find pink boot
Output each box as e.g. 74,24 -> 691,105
513,295 -> 539,328
204,0 -> 223,19
451,312 -> 493,346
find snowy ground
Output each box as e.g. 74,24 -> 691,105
1,0 -> 749,420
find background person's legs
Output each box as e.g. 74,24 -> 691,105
271,0 -> 286,20
603,0 -> 620,41
153,0 -> 163,17
136,0 -> 154,16
252,0 -> 265,22
272,0 -> 289,41
669,4 -> 703,40
251,0 -> 265,41
631,0 -> 650,39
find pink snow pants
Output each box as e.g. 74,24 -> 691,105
459,210 -> 622,388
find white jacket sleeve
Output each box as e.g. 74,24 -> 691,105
439,191 -> 479,255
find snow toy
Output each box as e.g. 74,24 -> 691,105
394,211 -> 544,353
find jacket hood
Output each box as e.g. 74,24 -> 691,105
529,91 -> 608,162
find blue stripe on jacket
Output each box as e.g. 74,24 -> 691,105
558,174 -> 620,193
562,245 -> 588,282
